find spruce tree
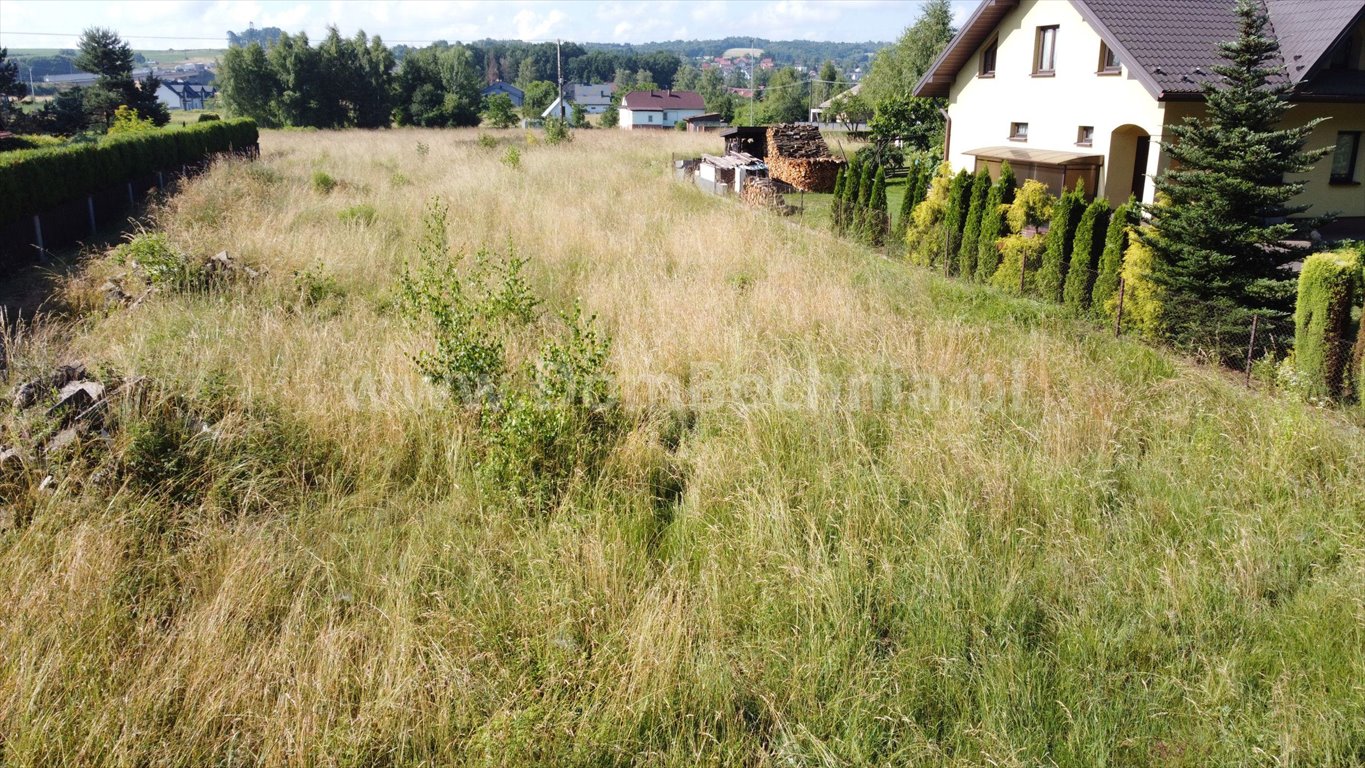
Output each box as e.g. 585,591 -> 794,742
958,168 -> 991,278
831,168 -> 847,234
975,181 -> 1006,282
1091,197 -> 1140,317
869,167 -> 890,246
1035,181 -> 1085,301
941,169 -> 972,271
1142,0 -> 1330,340
1063,198 -> 1112,312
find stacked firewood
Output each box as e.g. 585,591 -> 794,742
765,124 -> 845,192
741,177 -> 796,215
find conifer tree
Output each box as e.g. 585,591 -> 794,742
957,168 -> 991,277
1036,181 -> 1085,301
831,167 -> 847,234
1142,0 -> 1331,339
975,180 -> 1006,282
941,169 -> 972,271
1091,197 -> 1140,316
892,164 -> 921,244
1063,198 -> 1112,312
996,160 -> 1017,205
843,157 -> 864,238
869,167 -> 890,246
855,161 -> 876,240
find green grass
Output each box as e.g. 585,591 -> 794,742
1,128 -> 1363,766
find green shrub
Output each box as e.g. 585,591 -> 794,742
830,167 -> 847,235
1293,250 -> 1361,399
415,141 -> 430,157
477,133 -> 498,149
501,146 -> 521,169
311,170 -> 337,194
990,234 -> 1045,294
106,106 -> 156,136
0,118 -> 258,222
1036,182 -> 1085,302
975,186 -> 1007,282
957,168 -> 991,278
111,231 -> 202,290
1092,197 -> 1139,316
1110,232 -> 1165,339
338,203 -> 376,226
1062,198 -> 1112,313
544,117 -> 572,145
1006,179 -> 1053,234
867,167 -> 889,247
905,162 -> 953,267
941,169 -> 973,273
197,112 -> 221,122
891,161 -> 925,244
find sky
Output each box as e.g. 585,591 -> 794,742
0,0 -> 976,50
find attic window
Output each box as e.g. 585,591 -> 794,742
1098,42 -> 1120,74
1077,125 -> 1094,146
980,37 -> 998,77
1034,26 -> 1058,75
1010,122 -> 1029,141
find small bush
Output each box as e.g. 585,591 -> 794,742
197,113 -> 221,122
477,133 -> 498,149
107,106 -> 157,136
544,117 -> 572,145
1293,250 -> 1361,399
292,261 -> 344,309
389,171 -> 411,188
112,231 -> 201,290
1007,180 -> 1054,234
990,234 -> 1045,294
501,146 -> 521,169
905,162 -> 953,267
415,141 -> 430,157
1110,232 -> 1165,339
311,171 -> 337,194
338,204 -> 376,226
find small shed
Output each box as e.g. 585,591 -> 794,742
697,152 -> 766,196
719,126 -> 768,158
684,113 -> 727,132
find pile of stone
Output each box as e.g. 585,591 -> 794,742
765,124 -> 845,192
6,363 -> 114,458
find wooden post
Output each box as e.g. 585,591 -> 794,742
1244,314 -> 1259,387
87,195 -> 97,236
1114,277 -> 1126,336
158,171 -> 165,189
32,214 -> 45,262
127,181 -> 135,206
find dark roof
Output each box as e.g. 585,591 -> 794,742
1265,0 -> 1365,84
915,0 -> 1365,101
481,81 -> 524,97
622,90 -> 705,111
718,126 -> 768,138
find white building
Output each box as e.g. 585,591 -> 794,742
540,83 -> 617,119
618,90 -> 707,130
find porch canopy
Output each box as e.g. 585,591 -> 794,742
965,146 -> 1104,199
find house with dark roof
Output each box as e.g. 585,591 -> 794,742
619,90 -> 707,130
541,83 -> 617,119
481,81 -> 524,108
155,80 -> 217,111
914,0 -> 1365,221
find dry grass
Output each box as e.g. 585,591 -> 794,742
1,126 -> 1364,766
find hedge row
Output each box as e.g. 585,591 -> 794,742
0,118 -> 258,223
1294,249 -> 1362,399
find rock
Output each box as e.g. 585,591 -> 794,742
37,475 -> 54,492
100,280 -> 132,305
46,380 -> 106,424
45,427 -> 81,453
12,363 -> 87,409
0,446 -> 21,470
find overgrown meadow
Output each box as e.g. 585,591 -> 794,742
2,127 -> 1364,766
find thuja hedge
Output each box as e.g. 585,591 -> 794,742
0,118 -> 258,223
1294,249 -> 1362,399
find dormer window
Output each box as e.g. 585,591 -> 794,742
1034,26 -> 1058,75
1098,42 -> 1121,74
980,37 -> 998,77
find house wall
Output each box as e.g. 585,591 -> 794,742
619,108 -> 705,130
944,0 -> 1166,204
1163,101 -> 1365,220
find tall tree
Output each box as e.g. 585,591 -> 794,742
861,0 -> 954,104
0,48 -> 27,129
74,27 -> 168,127
1142,0 -> 1331,338
220,41 -> 280,126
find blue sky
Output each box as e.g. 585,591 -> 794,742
0,0 -> 976,49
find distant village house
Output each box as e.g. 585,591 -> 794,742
618,90 -> 706,130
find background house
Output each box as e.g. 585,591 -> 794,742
618,90 -> 707,130
541,82 -> 617,118
914,0 -> 1365,223
155,80 -> 217,111
480,81 -> 524,107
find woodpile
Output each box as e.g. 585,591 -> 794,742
741,177 -> 796,215
765,124 -> 845,192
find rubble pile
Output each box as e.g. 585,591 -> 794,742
765,124 -> 845,192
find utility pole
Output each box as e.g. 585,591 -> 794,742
557,39 -> 565,121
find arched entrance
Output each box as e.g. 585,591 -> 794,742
1106,125 -> 1151,203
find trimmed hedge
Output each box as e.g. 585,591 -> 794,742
0,118 -> 258,223
1294,249 -> 1361,399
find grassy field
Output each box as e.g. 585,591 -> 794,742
2,128 -> 1364,766
8,47 -> 224,65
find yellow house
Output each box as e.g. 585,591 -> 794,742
914,0 -> 1365,228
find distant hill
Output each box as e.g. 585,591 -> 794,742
582,37 -> 887,68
